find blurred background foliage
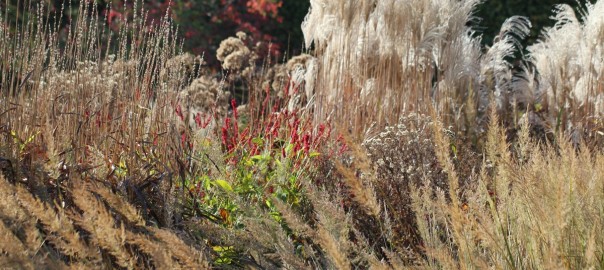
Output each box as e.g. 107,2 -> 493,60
133,0 -> 311,66
475,0 -> 593,46
0,0 -> 592,66
0,0 -> 310,69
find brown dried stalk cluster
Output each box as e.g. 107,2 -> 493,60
0,173 -> 208,268
363,114 -> 449,252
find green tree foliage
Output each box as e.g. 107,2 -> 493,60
270,1 -> 310,56
475,0 -> 591,45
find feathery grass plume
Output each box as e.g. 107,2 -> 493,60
304,185 -> 355,269
272,198 -> 313,236
312,193 -> 354,269
124,231 -> 173,268
0,172 -> 30,225
303,0 -> 483,135
70,180 -> 135,268
347,225 -> 395,270
237,212 -> 311,269
89,181 -> 146,227
0,176 -> 32,264
14,184 -> 98,261
149,227 -> 209,268
410,106 -> 604,268
0,173 -> 44,257
478,16 -> 531,130
0,220 -> 32,267
526,1 -> 604,137
333,138 -> 381,217
0,176 -> 61,267
409,109 -> 482,269
317,225 -> 352,270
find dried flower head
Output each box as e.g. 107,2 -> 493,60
260,54 -> 317,109
160,53 -> 203,82
363,113 -> 447,251
216,33 -> 257,72
177,75 -> 230,131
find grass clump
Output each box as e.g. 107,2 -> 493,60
409,109 -> 604,269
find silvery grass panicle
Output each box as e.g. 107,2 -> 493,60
526,1 -> 604,135
478,16 -> 531,132
302,0 -> 535,139
302,0 -> 485,135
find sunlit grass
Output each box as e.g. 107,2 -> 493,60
0,0 -> 603,268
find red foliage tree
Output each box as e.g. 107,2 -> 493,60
105,0 -> 288,69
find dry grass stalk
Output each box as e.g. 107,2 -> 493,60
0,217 -> 30,263
305,184 -> 356,269
70,181 -> 135,268
125,231 -> 174,268
1,169 -> 210,268
334,158 -> 381,217
317,225 -> 352,270
303,0 -> 487,135
240,214 -> 311,269
89,182 -> 146,227
526,1 -> 604,135
150,227 -> 209,268
335,133 -> 382,219
272,198 -> 313,236
410,110 -> 604,268
14,184 -> 98,261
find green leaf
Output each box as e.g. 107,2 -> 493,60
212,245 -> 233,252
251,153 -> 271,164
285,143 -> 293,155
203,176 -> 211,190
213,179 -> 233,192
24,131 -> 40,145
309,152 -> 321,158
244,158 -> 254,167
251,154 -> 264,161
450,143 -> 457,159
251,137 -> 264,145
